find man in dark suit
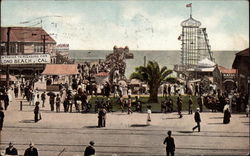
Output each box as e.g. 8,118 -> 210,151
163,130 -> 175,156
0,107 -> 4,131
5,142 -> 18,155
192,108 -> 201,132
24,142 -> 38,156
84,141 -> 95,156
177,94 -> 183,118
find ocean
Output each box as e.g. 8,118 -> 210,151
69,50 -> 238,77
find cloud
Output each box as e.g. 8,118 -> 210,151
210,33 -> 249,50
2,1 -> 248,50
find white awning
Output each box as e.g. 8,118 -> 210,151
198,58 -> 216,68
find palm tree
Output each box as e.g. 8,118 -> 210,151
130,61 -> 172,103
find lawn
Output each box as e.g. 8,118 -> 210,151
87,95 -> 203,113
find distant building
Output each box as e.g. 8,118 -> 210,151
55,44 -> 74,64
0,27 -> 57,79
55,44 -> 69,57
232,48 -> 250,94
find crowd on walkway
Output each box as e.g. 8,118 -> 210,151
0,79 -> 249,156
0,78 -> 249,124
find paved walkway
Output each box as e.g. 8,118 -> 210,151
0,95 -> 249,156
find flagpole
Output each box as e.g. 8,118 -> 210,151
190,5 -> 192,17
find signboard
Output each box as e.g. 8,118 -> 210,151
223,73 -> 236,79
0,54 -> 51,65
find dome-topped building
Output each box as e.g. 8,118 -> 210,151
181,16 -> 201,28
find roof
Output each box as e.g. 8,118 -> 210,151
1,27 -> 56,43
218,66 -> 236,74
235,48 -> 249,56
42,64 -> 79,75
232,48 -> 249,68
94,72 -> 109,77
130,79 -> 141,84
0,75 -> 18,81
181,16 -> 201,27
196,67 -> 215,72
197,58 -> 216,68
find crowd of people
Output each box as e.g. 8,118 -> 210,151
0,50 -> 249,156
77,46 -> 129,87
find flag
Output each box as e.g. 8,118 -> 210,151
186,3 -> 192,7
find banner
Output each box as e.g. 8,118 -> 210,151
0,54 -> 51,65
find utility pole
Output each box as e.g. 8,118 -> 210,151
144,56 -> 146,67
42,35 -> 46,54
32,33 -> 48,54
6,27 -> 11,88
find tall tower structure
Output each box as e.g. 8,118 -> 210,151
180,4 -> 214,66
181,16 -> 201,65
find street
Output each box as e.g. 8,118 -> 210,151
0,97 -> 249,156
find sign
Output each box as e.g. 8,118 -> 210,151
223,73 -> 236,79
0,54 -> 51,65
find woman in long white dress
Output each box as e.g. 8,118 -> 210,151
147,105 -> 152,125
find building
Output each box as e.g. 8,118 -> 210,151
232,48 -> 250,94
1,27 -> 56,55
0,27 -> 56,79
213,65 -> 237,92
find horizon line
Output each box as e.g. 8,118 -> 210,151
68,49 -> 241,51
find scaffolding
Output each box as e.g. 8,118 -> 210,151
180,16 -> 214,66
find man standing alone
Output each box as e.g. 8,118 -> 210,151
84,141 -> 95,156
192,108 -> 201,132
163,130 -> 175,156
177,94 -> 183,118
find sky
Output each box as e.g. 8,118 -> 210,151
1,0 -> 249,50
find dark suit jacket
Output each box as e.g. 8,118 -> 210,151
194,111 -> 201,122
164,136 -> 175,151
5,147 -> 18,155
24,147 -> 38,156
84,145 -> 95,156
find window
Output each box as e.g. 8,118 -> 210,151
34,45 -> 44,53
